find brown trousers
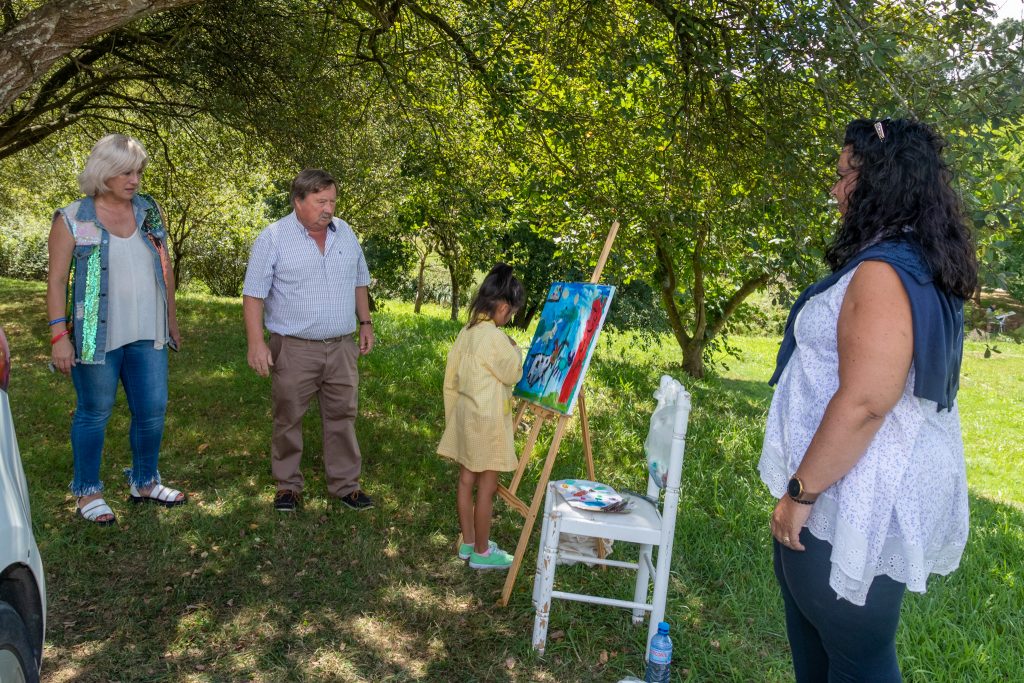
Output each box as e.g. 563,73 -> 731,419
268,333 -> 362,498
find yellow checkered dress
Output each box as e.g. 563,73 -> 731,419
437,320 -> 523,472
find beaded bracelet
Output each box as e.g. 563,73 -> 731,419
50,329 -> 71,345
359,320 -> 372,326
48,317 -> 67,327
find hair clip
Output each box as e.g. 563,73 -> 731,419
874,121 -> 886,141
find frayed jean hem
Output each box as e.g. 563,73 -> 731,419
123,467 -> 161,490
70,481 -> 104,497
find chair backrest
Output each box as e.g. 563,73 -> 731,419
647,377 -> 691,549
645,377 -> 692,500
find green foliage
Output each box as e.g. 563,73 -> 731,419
2,0 -> 1024,381
0,229 -> 48,281
361,232 -> 417,300
602,279 -> 671,335
187,223 -> 260,297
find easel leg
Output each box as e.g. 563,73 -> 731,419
512,400 -> 528,430
509,411 -> 547,497
578,392 -> 596,480
499,416 -> 569,606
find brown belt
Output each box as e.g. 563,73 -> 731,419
281,333 -> 354,344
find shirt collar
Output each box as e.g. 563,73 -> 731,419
290,211 -> 337,235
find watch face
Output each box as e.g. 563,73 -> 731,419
787,477 -> 802,498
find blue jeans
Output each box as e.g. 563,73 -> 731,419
774,529 -> 906,683
70,340 -> 168,496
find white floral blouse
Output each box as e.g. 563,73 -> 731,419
758,266 -> 969,605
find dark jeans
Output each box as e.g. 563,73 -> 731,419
773,528 -> 906,683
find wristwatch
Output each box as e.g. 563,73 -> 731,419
787,476 -> 818,505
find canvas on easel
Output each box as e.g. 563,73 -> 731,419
514,282 -> 616,415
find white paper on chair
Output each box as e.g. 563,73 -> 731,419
553,479 -> 629,512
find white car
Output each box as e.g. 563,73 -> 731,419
0,327 -> 45,682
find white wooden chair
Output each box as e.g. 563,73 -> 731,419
531,379 -> 691,655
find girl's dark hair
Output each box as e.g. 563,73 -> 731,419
826,118 -> 977,299
468,263 -> 525,326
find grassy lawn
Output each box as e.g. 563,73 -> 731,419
1,276 -> 1022,682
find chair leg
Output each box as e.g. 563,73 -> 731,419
532,508 -> 562,655
632,543 -> 653,625
533,484 -> 557,608
647,544 -> 671,649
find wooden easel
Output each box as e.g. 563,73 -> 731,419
497,219 -> 619,606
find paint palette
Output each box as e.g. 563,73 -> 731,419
554,479 -> 626,511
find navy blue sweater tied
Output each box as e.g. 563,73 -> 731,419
769,239 -> 964,412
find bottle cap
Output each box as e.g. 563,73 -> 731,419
657,621 -> 670,633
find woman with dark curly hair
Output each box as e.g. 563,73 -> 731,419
758,118 -> 977,681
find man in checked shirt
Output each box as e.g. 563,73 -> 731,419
242,169 -> 376,513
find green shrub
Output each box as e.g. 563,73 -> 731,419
188,226 -> 258,297
361,233 -> 416,301
0,229 -> 49,281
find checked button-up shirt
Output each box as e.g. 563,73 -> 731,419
242,211 -> 371,340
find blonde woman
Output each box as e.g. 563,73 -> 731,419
47,134 -> 186,525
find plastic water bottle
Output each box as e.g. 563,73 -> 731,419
644,621 -> 672,682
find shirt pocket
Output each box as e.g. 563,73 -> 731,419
73,244 -> 98,261
329,248 -> 359,286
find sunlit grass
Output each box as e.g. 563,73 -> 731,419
1,277 -> 1021,681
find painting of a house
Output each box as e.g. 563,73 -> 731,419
514,282 -> 615,414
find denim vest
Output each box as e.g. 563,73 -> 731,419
55,193 -> 172,364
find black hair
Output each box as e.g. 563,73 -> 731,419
467,263 -> 525,327
826,118 -> 977,299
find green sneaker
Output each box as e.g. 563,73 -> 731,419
458,540 -> 497,561
468,547 -> 514,570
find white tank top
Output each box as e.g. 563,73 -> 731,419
105,228 -> 167,352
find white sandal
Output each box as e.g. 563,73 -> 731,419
129,483 -> 186,508
77,498 -> 116,526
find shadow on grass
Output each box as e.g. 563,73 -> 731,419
2,280 -> 1022,681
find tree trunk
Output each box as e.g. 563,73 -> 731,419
169,233 -> 186,290
171,248 -> 184,291
414,247 -> 429,314
0,0 -> 203,111
511,304 -> 537,330
653,230 -> 698,375
651,223 -> 769,379
681,338 -> 705,379
448,262 -> 460,321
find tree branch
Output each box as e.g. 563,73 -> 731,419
707,273 -> 770,340
0,0 -> 201,110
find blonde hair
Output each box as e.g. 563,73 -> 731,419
77,134 -> 149,197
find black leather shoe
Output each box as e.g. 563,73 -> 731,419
340,489 -> 374,511
274,489 -> 301,512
